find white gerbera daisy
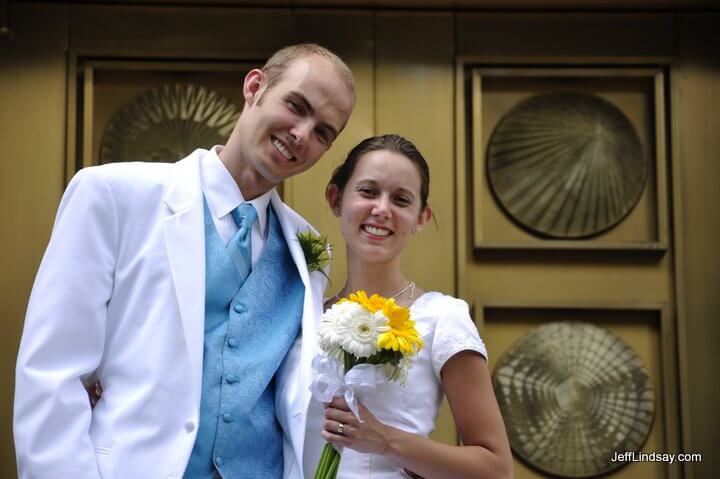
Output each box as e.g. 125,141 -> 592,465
318,302 -> 349,352
334,305 -> 389,358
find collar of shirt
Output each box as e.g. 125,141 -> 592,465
200,145 -> 273,239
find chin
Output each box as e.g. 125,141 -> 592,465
357,245 -> 398,264
256,163 -> 287,185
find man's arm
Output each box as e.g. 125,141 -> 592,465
14,167 -> 118,478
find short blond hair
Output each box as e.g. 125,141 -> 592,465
261,43 -> 355,106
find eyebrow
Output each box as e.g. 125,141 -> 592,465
289,92 -> 339,140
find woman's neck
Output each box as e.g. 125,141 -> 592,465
340,254 -> 408,299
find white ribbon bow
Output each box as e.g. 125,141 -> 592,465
309,355 -> 389,421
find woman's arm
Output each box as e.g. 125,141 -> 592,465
322,350 -> 513,479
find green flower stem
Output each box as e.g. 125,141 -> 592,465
313,352 -> 360,479
315,447 -> 330,479
314,445 -> 327,478
314,444 -> 339,479
327,449 -> 341,476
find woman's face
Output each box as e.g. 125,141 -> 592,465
329,149 -> 430,264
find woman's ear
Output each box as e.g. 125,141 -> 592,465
326,184 -> 342,216
413,205 -> 433,234
243,69 -> 266,106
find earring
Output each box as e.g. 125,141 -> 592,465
412,226 -> 422,234
334,208 -> 341,217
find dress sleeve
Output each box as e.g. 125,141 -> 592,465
430,296 -> 488,381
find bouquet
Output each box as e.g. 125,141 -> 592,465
310,291 -> 424,479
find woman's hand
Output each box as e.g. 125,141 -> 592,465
322,397 -> 427,478
322,396 -> 391,455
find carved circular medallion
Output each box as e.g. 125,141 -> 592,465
100,83 -> 240,164
487,92 -> 647,238
492,322 -> 655,477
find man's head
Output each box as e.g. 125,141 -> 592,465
260,44 -> 355,108
222,44 -> 355,199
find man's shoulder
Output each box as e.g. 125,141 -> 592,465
72,151 -> 203,198
274,198 -> 316,233
77,161 -> 176,186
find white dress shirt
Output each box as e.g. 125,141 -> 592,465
200,145 -> 273,266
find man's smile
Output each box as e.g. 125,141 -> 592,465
271,136 -> 295,161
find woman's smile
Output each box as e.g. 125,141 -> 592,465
361,223 -> 392,239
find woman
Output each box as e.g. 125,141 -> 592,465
311,134 -> 513,479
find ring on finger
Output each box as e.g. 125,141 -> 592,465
337,422 -> 344,435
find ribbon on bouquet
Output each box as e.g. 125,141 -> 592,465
309,355 -> 390,421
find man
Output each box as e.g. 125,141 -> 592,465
14,44 -> 355,479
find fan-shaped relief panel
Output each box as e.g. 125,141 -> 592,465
492,322 -> 655,478
487,92 -> 647,239
101,84 -> 241,164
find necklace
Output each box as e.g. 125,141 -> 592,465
390,281 -> 415,300
330,281 -> 415,304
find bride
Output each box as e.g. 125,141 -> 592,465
306,134 -> 513,478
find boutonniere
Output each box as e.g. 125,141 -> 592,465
296,230 -> 331,279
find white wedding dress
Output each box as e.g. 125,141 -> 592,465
303,292 -> 488,478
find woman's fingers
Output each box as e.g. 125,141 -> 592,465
321,428 -> 352,446
321,417 -> 356,447
326,396 -> 351,411
320,399 -> 391,453
324,405 -> 357,425
324,419 -> 353,437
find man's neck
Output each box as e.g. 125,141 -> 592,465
218,145 -> 274,200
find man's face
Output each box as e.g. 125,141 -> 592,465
238,55 -> 353,190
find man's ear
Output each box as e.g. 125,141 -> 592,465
243,69 -> 266,106
326,184 -> 342,216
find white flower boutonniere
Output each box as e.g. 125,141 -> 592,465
296,230 -> 331,279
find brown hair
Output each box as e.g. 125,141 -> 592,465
261,43 -> 355,106
329,134 -> 430,210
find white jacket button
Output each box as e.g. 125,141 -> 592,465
184,420 -> 195,432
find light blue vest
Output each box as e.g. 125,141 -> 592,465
184,200 -> 304,478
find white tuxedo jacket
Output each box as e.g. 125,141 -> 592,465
14,149 -> 326,479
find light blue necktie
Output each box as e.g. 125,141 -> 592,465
228,203 -> 258,282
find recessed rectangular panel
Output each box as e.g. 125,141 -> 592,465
467,65 -> 668,251
477,303 -> 679,479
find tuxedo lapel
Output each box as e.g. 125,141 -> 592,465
271,193 -> 328,475
162,151 -> 206,408
271,192 -> 321,364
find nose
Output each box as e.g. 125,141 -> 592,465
371,194 -> 392,219
290,119 -> 312,148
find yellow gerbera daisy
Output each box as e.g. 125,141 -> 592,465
377,298 -> 424,356
344,291 -> 386,314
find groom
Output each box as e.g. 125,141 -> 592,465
14,44 -> 354,478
